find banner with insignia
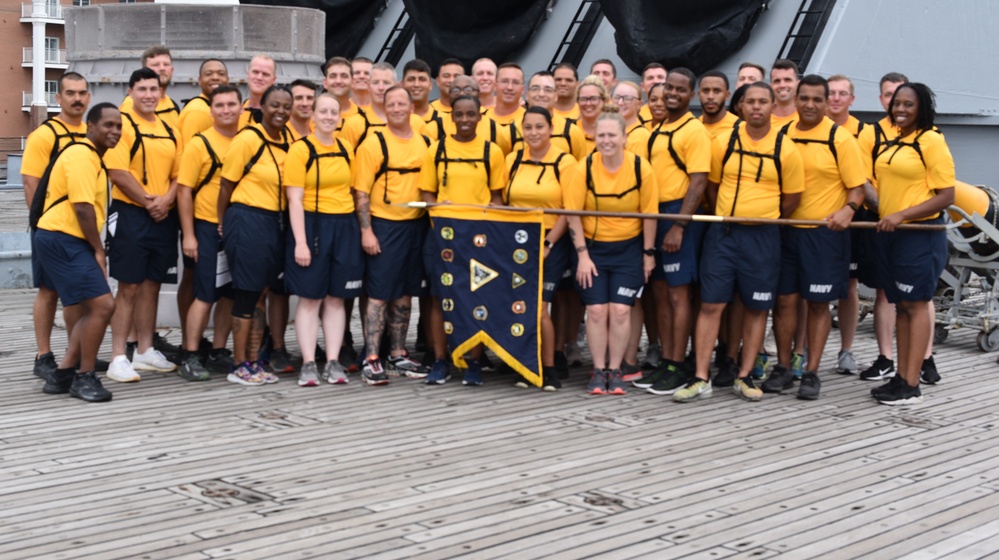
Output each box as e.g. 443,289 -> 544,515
428,206 -> 544,387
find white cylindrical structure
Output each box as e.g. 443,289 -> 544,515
31,0 -> 47,110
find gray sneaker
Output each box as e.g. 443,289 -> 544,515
837,350 -> 858,375
298,361 -> 320,387
323,360 -> 348,385
641,343 -> 662,370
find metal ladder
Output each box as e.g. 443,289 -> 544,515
777,0 -> 838,72
374,7 -> 415,66
547,0 -> 604,72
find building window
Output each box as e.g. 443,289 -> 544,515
119,0 -> 136,3
73,0 -> 91,6
45,80 -> 58,106
44,37 -> 60,63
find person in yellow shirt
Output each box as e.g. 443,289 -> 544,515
770,59 -> 799,128
826,74 -> 866,137
22,72 -> 91,382
576,76 -> 610,153
341,62 -> 425,152
402,59 -> 436,125
283,93 -> 363,388
424,75 -> 512,153
34,102 -> 121,403
868,83 -> 954,406
638,63 -> 667,125
484,63 -> 527,149
120,46 -> 180,129
697,71 -> 739,139
105,67 -> 181,383
238,55 -> 278,129
288,79 -> 317,140
323,56 -> 362,132
472,57 -> 497,110
175,85 -> 242,382
613,81 -> 650,160
429,58 -> 465,117
505,106 -> 576,391
218,85 -> 294,386
854,72 -> 908,382
644,83 -> 667,131
518,71 -> 586,159
762,75 -> 868,400
636,68 -> 713,396
354,85 -> 433,382
736,62 -> 765,88
177,59 -> 229,146
419,94 -> 507,385
564,110 -> 658,396
590,59 -> 618,91
552,63 -> 580,121
674,82 -> 804,404
351,57 -> 374,111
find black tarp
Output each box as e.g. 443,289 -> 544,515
600,0 -> 770,75
402,0 -> 551,74
243,0 -> 385,60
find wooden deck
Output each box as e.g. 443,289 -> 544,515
2,287 -> 999,559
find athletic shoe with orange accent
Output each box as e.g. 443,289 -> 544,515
607,369 -> 628,395
586,368 -> 608,395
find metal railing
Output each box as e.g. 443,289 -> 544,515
21,92 -> 58,108
22,47 -> 68,65
21,2 -> 65,19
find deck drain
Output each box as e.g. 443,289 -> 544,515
584,496 -> 624,507
170,479 -> 273,507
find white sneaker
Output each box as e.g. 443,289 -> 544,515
132,347 -> 177,372
107,355 -> 141,383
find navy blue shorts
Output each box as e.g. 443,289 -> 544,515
31,229 -> 54,290
422,225 -> 442,298
875,219 -> 948,304
107,201 -> 179,284
33,229 -> 110,307
223,203 -> 284,293
366,216 -> 427,301
574,236 -> 644,306
700,224 -> 780,311
192,219 -> 232,304
652,199 -> 705,286
285,212 -> 364,300
777,226 -> 850,302
542,234 -> 571,303
853,208 -> 880,288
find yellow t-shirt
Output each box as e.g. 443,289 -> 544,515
429,99 -> 452,117
105,110 -> 180,206
553,104 -> 580,121
874,128 -> 955,221
649,113 -> 712,202
177,95 -> 213,149
948,180 -> 991,226
857,116 -> 898,185
638,104 -> 654,125
785,117 -> 868,223
625,123 -> 651,160
237,99 -> 262,130
220,124 -> 290,212
418,136 -> 507,205
504,147 -> 576,230
37,140 -> 108,240
176,127 -> 233,224
562,151 -> 659,242
354,129 -> 431,221
21,117 -> 88,179
843,114 -> 866,138
121,94 -> 181,130
283,134 -> 355,214
341,111 -> 425,153
511,115 -> 586,161
700,112 -> 740,140
709,124 -> 805,220
771,109 -> 798,129
485,106 -> 526,150
423,117 -> 513,155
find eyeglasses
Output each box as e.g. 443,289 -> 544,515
528,85 -> 556,94
578,96 -> 602,104
448,85 -> 478,95
612,95 -> 639,104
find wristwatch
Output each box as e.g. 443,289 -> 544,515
846,201 -> 859,212
543,239 -> 553,249
643,248 -> 656,256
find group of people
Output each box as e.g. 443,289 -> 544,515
25,46 -> 968,407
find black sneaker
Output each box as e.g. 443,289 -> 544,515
70,371 -> 113,402
646,363 -> 689,395
860,354 -> 895,381
205,348 -> 233,374
871,374 -> 905,398
269,348 -> 295,373
197,337 -> 213,359
178,351 -> 211,381
42,367 -> 75,394
712,357 -> 737,387
542,366 -> 561,392
762,365 -> 795,394
876,379 -> 923,406
34,352 -> 58,383
154,333 -> 183,364
632,361 -> 666,389
554,351 -> 569,379
920,356 -> 940,385
797,370 -> 821,400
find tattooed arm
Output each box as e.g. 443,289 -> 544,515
355,190 -> 381,255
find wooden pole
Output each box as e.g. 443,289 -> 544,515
403,202 -> 950,231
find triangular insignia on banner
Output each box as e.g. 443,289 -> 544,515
470,259 -> 499,292
512,273 -> 526,289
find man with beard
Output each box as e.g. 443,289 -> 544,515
121,46 -> 180,129
698,71 -> 739,139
